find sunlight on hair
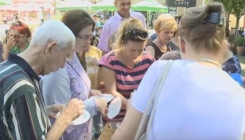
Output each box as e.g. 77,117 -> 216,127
154,14 -> 178,33
114,18 -> 148,49
178,2 -> 225,54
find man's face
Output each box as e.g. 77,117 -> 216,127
114,0 -> 131,16
42,43 -> 73,75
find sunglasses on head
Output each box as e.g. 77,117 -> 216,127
12,21 -> 21,26
124,30 -> 148,39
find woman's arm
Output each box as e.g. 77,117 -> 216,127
2,45 -> 10,60
98,66 -> 128,109
145,45 -> 155,58
111,106 -> 143,140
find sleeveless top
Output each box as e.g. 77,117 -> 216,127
149,41 -> 171,60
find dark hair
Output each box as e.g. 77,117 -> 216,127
175,15 -> 183,24
61,9 -> 95,36
173,15 -> 182,37
10,21 -> 31,38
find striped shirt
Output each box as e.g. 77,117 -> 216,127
0,53 -> 50,140
98,51 -> 154,121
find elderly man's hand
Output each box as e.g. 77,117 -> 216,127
59,98 -> 85,122
46,104 -> 64,119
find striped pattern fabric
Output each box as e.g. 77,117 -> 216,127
0,61 -> 50,140
99,51 -> 154,121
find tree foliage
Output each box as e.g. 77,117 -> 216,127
212,0 -> 245,37
213,0 -> 245,22
212,0 -> 232,14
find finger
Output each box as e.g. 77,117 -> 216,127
104,108 -> 108,114
49,113 -> 56,119
103,109 -> 108,116
55,104 -> 64,111
77,100 -> 84,108
10,36 -> 15,41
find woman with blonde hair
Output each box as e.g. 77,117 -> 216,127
112,3 -> 245,140
98,18 -> 154,123
146,14 -> 178,59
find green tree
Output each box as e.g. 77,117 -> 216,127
213,0 -> 245,37
230,0 -> 245,33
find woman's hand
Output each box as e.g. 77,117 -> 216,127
4,36 -> 16,51
46,104 -> 64,119
58,98 -> 85,123
95,99 -> 107,115
90,89 -> 103,97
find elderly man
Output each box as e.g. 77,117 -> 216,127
0,20 -> 84,140
98,0 -> 146,55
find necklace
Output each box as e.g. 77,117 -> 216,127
65,60 -> 89,89
198,58 -> 221,68
154,38 -> 169,52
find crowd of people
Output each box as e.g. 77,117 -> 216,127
0,0 -> 245,140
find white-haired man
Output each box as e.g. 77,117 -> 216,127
0,20 -> 84,140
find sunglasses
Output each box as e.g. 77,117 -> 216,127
124,30 -> 148,39
12,21 -> 21,26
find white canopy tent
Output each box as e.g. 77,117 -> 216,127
56,0 -> 94,11
91,0 -> 116,10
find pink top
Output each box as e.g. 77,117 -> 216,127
98,51 -> 154,121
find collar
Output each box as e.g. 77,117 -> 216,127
8,52 -> 40,81
11,42 -> 30,54
115,11 -> 133,21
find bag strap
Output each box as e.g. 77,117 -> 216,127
146,60 -> 174,137
135,60 -> 174,140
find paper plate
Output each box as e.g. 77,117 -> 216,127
57,110 -> 90,125
90,94 -> 114,102
107,97 -> 122,119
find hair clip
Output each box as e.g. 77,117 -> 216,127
202,12 -> 224,25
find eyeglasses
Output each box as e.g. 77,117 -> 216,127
77,34 -> 93,40
8,34 -> 23,39
12,21 -> 21,26
124,30 -> 148,39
